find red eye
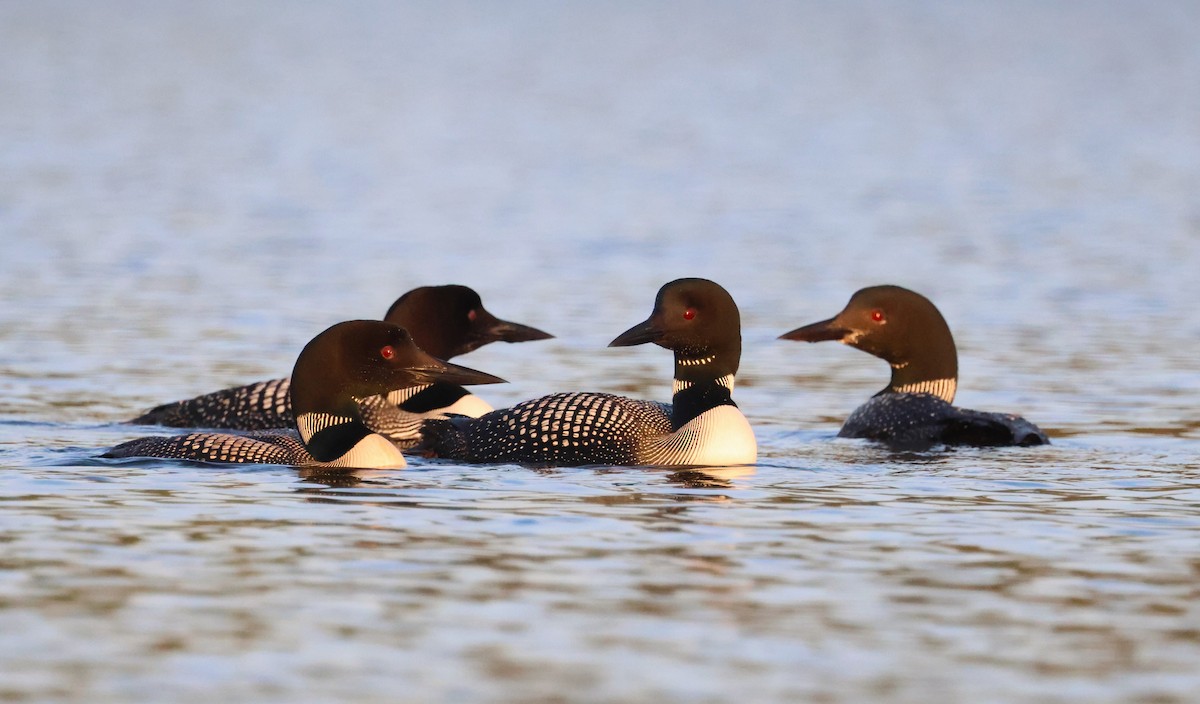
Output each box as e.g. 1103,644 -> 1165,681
683,308 -> 696,320
380,345 -> 396,360
870,309 -> 885,323
467,309 -> 477,322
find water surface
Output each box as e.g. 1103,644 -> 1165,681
1,2 -> 1198,702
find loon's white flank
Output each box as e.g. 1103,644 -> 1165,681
329,433 -> 407,468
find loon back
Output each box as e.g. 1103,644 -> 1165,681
421,392 -> 673,465
420,385 -> 756,467
129,377 -> 293,429
780,284 -> 1048,449
420,278 -> 757,467
839,393 -> 1049,450
104,429 -> 306,465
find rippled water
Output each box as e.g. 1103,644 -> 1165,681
2,2 -> 1199,702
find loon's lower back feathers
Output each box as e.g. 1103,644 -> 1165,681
421,392 -> 674,465
104,429 -> 306,465
130,378 -> 292,429
840,393 -> 1049,450
420,391 -> 756,467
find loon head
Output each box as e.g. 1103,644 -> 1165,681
290,320 -> 505,461
609,278 -> 742,384
384,285 -> 554,360
779,285 -> 958,400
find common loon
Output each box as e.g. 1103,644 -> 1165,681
103,321 -> 505,467
129,285 -> 551,446
419,278 -> 757,467
780,285 -> 1049,449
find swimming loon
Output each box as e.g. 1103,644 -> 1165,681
780,285 -> 1049,449
129,285 -> 551,446
103,321 -> 505,467
419,278 -> 757,467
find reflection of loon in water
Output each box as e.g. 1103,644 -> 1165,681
666,465 -> 757,489
781,285 -> 1049,450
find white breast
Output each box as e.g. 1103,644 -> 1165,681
325,434 -> 407,469
642,405 -> 757,467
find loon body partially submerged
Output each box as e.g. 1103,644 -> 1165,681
104,321 -> 504,467
420,278 -> 757,467
781,285 -> 1048,450
129,285 -> 550,446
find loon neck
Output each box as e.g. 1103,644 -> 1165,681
672,347 -> 739,385
884,375 -> 958,403
671,374 -> 736,429
883,339 -> 958,403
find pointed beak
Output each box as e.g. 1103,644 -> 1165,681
608,317 -> 661,347
487,318 -> 554,344
408,346 -> 507,386
779,317 -> 851,343
452,310 -> 553,357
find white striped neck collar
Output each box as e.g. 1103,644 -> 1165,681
674,373 -> 735,396
385,384 -> 433,406
296,411 -> 358,444
890,377 -> 957,404
677,353 -> 716,368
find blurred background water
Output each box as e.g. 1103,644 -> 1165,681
1,1 -> 1198,702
